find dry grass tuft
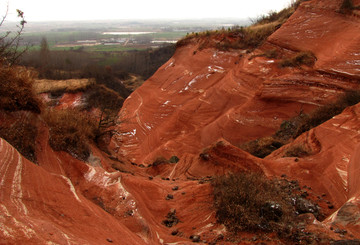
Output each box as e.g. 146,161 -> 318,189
43,108 -> 98,160
279,51 -> 316,68
0,113 -> 38,163
0,65 -> 41,113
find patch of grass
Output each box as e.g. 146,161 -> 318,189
339,0 -> 358,13
43,108 -> 98,160
284,144 -> 311,158
279,51 -> 316,68
0,65 -> 41,113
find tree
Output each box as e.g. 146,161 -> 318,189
0,7 -> 27,65
39,37 -> 50,71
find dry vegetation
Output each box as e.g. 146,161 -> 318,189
43,108 -> 98,160
177,0 -> 308,51
339,0 -> 360,13
240,90 -> 360,158
32,78 -> 95,94
0,65 -> 41,113
0,64 -> 41,163
212,172 -> 329,243
0,113 -> 38,162
279,51 -> 316,68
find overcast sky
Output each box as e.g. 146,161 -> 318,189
3,0 -> 294,22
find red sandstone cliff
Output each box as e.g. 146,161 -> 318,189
1,0 -> 360,244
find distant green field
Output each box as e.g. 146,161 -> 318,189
84,45 -> 145,52
21,30 -> 183,52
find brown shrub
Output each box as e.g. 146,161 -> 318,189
339,0 -> 356,13
279,51 -> 316,68
0,65 -> 41,113
0,113 -> 38,163
284,144 -> 311,158
84,84 -> 124,112
43,108 -> 98,160
239,136 -> 284,158
212,172 -> 327,242
212,172 -> 295,233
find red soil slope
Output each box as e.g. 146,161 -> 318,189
2,0 -> 360,243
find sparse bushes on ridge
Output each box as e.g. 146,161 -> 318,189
43,108 -> 98,160
240,90 -> 360,158
177,0 -> 307,52
178,24 -> 278,52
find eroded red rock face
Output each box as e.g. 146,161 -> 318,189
115,0 -> 360,165
112,0 -> 360,239
2,0 -> 360,243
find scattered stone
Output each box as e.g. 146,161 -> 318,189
190,235 -> 201,243
291,180 -> 299,186
328,204 -> 334,209
166,177 -> 170,181
334,228 -> 348,235
172,186 -> 179,191
106,238 -> 113,243
125,210 -> 133,216
181,192 -> 186,195
199,153 -> 210,161
301,191 -> 309,198
166,194 -> 174,200
162,209 -> 179,227
138,164 -> 145,168
330,240 -> 360,245
148,176 -> 153,180
260,201 -> 283,222
169,155 -> 180,163
216,234 -> 224,241
171,229 -> 179,236
295,197 -> 320,218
